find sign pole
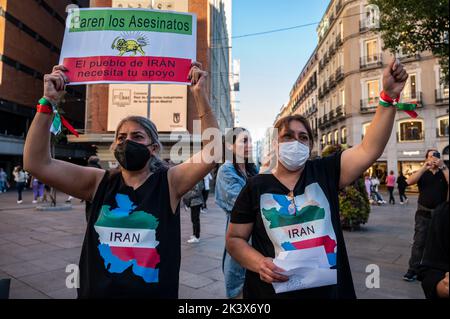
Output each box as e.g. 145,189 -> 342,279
148,84 -> 152,120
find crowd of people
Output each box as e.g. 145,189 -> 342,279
0,57 -> 447,300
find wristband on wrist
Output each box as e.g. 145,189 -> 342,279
35,98 -> 80,138
379,91 -> 418,119
39,97 -> 57,108
380,91 -> 399,105
36,104 -> 53,114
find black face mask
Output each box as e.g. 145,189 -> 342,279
114,140 -> 151,171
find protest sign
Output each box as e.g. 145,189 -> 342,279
60,8 -> 197,85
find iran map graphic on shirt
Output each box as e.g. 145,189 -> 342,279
94,194 -> 160,283
260,183 -> 337,267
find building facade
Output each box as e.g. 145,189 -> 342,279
281,0 -> 449,179
0,0 -> 91,176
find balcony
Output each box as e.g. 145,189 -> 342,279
398,52 -> 421,63
323,81 -> 330,95
319,88 -> 324,99
360,97 -> 380,113
329,110 -> 336,124
360,54 -> 383,70
319,59 -> 324,71
335,105 -> 345,120
335,0 -> 342,13
328,45 -> 335,57
435,88 -> 449,105
329,13 -> 335,24
359,19 -> 379,33
329,74 -> 336,89
335,66 -> 344,82
318,117 -> 324,129
335,34 -> 342,47
400,91 -> 423,108
323,114 -> 331,128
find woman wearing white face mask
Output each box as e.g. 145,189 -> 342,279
226,58 -> 411,299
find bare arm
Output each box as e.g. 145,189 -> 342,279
407,164 -> 429,185
23,66 -> 105,201
168,63 -> 221,211
340,58 -> 409,189
226,223 -> 288,283
436,159 -> 449,185
442,168 -> 449,185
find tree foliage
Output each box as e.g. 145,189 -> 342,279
370,0 -> 449,83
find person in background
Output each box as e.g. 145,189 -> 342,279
31,176 -> 44,204
386,170 -> 396,205
370,175 -> 385,204
419,197 -> 448,299
0,168 -> 9,193
183,180 -> 205,244
403,149 -> 449,282
201,172 -> 212,213
364,174 -> 372,203
13,166 -> 27,204
397,171 -> 408,204
215,127 -> 258,299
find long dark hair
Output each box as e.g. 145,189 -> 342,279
223,127 -> 257,179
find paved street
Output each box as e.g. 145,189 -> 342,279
0,189 -> 424,299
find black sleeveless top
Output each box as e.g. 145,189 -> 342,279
77,168 -> 181,298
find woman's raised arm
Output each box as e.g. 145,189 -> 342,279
23,65 -> 105,202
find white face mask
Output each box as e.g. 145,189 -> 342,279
278,141 -> 310,171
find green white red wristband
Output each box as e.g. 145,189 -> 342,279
37,97 -> 79,137
379,91 -> 418,118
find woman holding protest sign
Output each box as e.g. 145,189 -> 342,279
23,62 -> 221,298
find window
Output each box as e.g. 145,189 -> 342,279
365,39 -> 378,62
437,68 -> 449,99
401,74 -> 417,100
321,135 -> 326,149
362,122 -> 371,139
364,5 -> 380,29
334,130 -> 339,144
438,117 -> 449,137
399,120 -> 424,141
341,127 -> 347,144
367,80 -> 379,105
327,132 -> 332,145
341,89 -> 345,107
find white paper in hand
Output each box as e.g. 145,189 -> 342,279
272,247 -> 337,294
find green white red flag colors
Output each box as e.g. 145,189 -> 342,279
59,8 -> 197,85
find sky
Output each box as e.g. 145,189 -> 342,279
232,0 -> 330,141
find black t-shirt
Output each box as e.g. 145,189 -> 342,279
419,201 -> 449,299
78,168 -> 181,298
231,152 -> 355,299
417,170 -> 448,209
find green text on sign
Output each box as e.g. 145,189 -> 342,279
70,9 -> 193,35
